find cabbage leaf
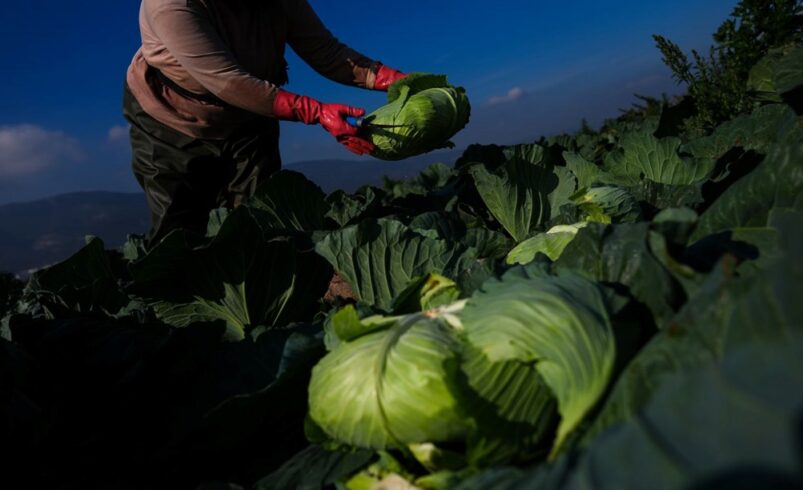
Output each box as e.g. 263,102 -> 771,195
458,267 -> 615,456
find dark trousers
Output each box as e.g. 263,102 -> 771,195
122,85 -> 281,247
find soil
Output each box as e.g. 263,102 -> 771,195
324,273 -> 357,304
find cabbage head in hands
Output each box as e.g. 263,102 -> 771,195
365,73 -> 471,161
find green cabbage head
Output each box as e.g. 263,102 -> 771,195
366,73 -> 471,161
307,268 -> 615,464
308,310 -> 469,449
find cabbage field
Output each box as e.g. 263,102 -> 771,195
2,7 -> 803,490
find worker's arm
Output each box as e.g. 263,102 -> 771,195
148,2 -> 373,154
286,0 -> 407,91
147,2 -> 282,116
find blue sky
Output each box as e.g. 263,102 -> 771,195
0,0 -> 738,204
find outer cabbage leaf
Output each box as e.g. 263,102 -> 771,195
572,186 -> 641,224
581,258 -> 745,444
449,463 -> 567,490
505,224 -> 586,265
21,237 -> 130,319
773,45 -> 803,98
314,219 -> 469,311
459,345 -> 558,466
651,207 -> 699,246
626,180 -> 704,211
205,208 -> 230,237
748,48 -> 785,103
454,143 -> 507,171
563,151 -> 605,188
555,222 -> 685,326
602,130 -> 713,186
691,142 -> 803,243
252,445 -> 374,490
497,144 -> 578,220
409,212 -> 512,260
308,315 -> 468,449
461,228 -> 513,260
384,162 -> 455,198
367,74 -> 470,161
130,208 -> 331,340
470,160 -> 573,242
409,211 -> 467,241
325,187 -> 381,228
503,143 -> 564,168
561,337 -> 803,490
458,267 -> 615,455
681,104 -> 801,161
585,209 -> 803,442
390,273 -> 460,314
548,167 -> 579,220
248,170 -> 329,232
452,338 -> 803,490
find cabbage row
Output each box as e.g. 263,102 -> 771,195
2,48 -> 803,490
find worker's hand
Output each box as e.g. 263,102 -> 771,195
373,64 -> 407,91
273,91 -> 375,155
319,104 -> 375,155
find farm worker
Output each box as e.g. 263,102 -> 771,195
123,0 -> 406,246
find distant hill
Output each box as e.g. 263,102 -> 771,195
0,153 -> 461,276
0,191 -> 150,277
285,150 -> 460,193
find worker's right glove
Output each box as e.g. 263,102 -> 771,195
272,90 -> 375,155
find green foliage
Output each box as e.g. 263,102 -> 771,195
383,162 -> 456,198
248,170 -> 329,233
654,0 -> 803,132
130,208 -> 331,341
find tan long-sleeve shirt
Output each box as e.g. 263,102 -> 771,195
127,0 -> 379,139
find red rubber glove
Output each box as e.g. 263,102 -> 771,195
272,90 -> 375,155
373,64 -> 407,91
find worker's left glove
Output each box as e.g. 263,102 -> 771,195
372,64 -> 407,91
272,90 -> 375,156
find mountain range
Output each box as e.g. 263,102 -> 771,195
0,192 -> 151,277
0,153 -> 458,276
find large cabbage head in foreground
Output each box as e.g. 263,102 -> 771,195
307,268 -> 615,465
366,73 -> 471,161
